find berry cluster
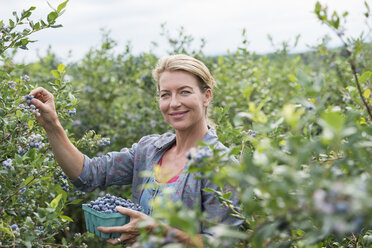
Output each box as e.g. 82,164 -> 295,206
84,194 -> 143,213
7,80 -> 16,90
2,158 -> 13,170
98,138 -> 110,147
22,95 -> 40,117
68,108 -> 76,116
27,133 -> 45,150
21,75 -> 30,82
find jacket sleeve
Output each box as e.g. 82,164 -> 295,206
71,142 -> 138,192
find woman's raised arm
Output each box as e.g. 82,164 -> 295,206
29,87 -> 84,180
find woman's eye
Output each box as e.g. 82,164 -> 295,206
160,93 -> 170,98
181,90 -> 190,95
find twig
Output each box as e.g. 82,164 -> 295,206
350,60 -> 372,121
320,17 -> 372,122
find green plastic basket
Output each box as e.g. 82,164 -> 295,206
82,204 -> 130,239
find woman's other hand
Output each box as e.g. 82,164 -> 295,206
98,206 -> 156,245
29,87 -> 59,129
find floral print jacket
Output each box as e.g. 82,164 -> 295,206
71,127 -> 243,235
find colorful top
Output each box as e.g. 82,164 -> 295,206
71,127 -> 243,236
156,157 -> 182,183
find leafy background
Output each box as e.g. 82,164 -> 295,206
0,1 -> 371,247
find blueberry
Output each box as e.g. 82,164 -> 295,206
87,195 -> 143,213
335,202 -> 349,213
26,99 -> 31,104
252,132 -> 257,138
29,142 -> 35,148
186,152 -> 192,160
68,109 -> 76,116
11,224 -> 18,231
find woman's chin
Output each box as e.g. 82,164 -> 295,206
169,122 -> 190,132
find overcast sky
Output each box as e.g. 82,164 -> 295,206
1,0 -> 370,63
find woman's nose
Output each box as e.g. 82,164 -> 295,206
170,95 -> 181,108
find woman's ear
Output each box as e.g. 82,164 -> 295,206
203,88 -> 212,107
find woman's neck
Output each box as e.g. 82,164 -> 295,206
173,121 -> 208,154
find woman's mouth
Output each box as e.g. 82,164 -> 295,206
169,111 -> 189,119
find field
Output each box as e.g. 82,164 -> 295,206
1,1 -> 372,247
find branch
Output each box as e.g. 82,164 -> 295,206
350,61 -> 372,122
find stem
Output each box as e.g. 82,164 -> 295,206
350,60 -> 372,122
322,20 -> 372,122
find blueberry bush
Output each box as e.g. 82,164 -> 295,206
1,0 -> 372,247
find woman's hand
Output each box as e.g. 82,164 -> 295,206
29,87 -> 59,129
98,206 -> 156,246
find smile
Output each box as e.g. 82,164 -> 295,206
169,111 -> 189,119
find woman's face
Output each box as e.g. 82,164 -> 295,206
158,70 -> 211,131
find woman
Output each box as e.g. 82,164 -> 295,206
29,54 -> 242,247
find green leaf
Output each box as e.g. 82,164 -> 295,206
314,1 -> 321,14
57,0 -> 69,13
67,198 -> 83,205
59,215 -> 73,222
51,70 -> 59,78
50,24 -> 63,28
223,191 -> 232,199
33,22 -> 40,30
321,111 -> 345,133
16,110 -> 22,118
28,119 -> 34,130
12,11 -> 19,22
9,19 -> 15,28
0,224 -> 14,238
24,176 -> 34,186
359,71 -> 372,84
363,89 -> 371,99
47,11 -> 58,24
203,188 -> 215,193
58,64 -> 65,73
50,194 -> 63,208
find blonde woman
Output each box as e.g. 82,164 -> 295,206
30,54 -> 242,247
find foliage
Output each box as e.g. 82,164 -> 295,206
1,0 -> 372,247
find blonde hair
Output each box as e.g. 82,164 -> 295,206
152,54 -> 216,127
152,54 -> 216,92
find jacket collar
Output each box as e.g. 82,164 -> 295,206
154,127 -> 218,150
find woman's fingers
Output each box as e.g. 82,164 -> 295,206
116,206 -> 143,218
98,207 -> 147,245
105,234 -> 136,245
29,97 -> 48,112
30,87 -> 52,99
97,225 -> 128,234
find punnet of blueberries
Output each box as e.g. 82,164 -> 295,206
84,193 -> 143,213
82,194 -> 144,239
